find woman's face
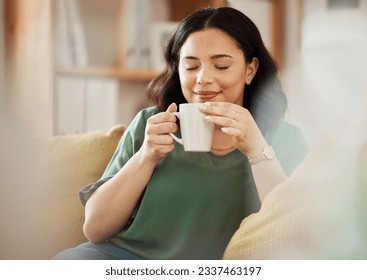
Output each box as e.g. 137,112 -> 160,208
178,28 -> 258,105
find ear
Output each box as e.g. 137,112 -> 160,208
245,57 -> 259,85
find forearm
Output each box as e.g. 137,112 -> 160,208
251,157 -> 287,203
83,149 -> 157,243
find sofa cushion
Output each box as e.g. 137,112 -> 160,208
0,124 -> 126,259
222,172 -> 315,259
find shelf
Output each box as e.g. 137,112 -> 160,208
57,67 -> 158,82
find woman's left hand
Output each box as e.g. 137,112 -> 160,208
200,102 -> 268,159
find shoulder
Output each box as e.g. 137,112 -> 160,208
101,106 -> 159,176
135,106 -> 159,122
267,121 -> 306,146
266,120 -> 308,175
127,106 -> 158,130
116,106 -> 159,150
141,106 -> 159,117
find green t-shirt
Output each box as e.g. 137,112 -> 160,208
80,106 -> 308,259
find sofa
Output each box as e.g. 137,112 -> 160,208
0,124 -> 126,259
1,120 -> 366,260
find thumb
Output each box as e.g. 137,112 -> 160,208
166,103 -> 177,113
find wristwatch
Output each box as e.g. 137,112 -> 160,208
248,146 -> 275,165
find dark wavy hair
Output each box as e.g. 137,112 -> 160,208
146,7 -> 287,134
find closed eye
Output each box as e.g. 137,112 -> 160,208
215,66 -> 229,70
185,66 -> 199,71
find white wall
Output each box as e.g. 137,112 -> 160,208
0,0 -> 4,113
283,0 -> 367,145
281,0 -> 306,139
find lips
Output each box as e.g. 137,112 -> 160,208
195,90 -> 221,101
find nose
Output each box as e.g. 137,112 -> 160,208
196,67 -> 214,85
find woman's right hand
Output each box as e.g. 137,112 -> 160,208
83,103 -> 178,243
141,103 -> 178,163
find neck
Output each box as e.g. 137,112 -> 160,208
211,128 -> 236,152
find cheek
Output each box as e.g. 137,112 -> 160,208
218,75 -> 245,92
218,75 -> 246,104
179,72 -> 195,92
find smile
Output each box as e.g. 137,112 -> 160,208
194,90 -> 221,101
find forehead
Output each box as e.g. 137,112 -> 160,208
179,28 -> 243,57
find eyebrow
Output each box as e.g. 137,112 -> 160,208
182,54 -> 233,60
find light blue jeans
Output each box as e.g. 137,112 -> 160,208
52,241 -> 144,260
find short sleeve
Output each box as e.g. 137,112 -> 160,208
79,178 -> 111,206
78,107 -> 158,205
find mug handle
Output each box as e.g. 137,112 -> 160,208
169,112 -> 183,145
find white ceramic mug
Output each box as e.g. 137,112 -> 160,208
170,103 -> 214,152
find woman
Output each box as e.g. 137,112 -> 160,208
54,7 -> 307,260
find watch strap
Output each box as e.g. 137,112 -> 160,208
248,146 -> 275,165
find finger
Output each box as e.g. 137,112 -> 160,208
200,102 -> 242,119
147,122 -> 178,135
204,115 -> 238,128
153,134 -> 175,145
146,134 -> 175,148
155,143 -> 175,155
221,126 -> 243,138
147,103 -> 177,126
166,102 -> 177,113
147,143 -> 175,159
148,111 -> 176,125
202,101 -> 232,108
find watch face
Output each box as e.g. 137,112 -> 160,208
263,146 -> 275,160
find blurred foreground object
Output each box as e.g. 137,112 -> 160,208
224,0 -> 367,259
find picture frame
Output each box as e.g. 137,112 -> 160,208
149,21 -> 179,71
